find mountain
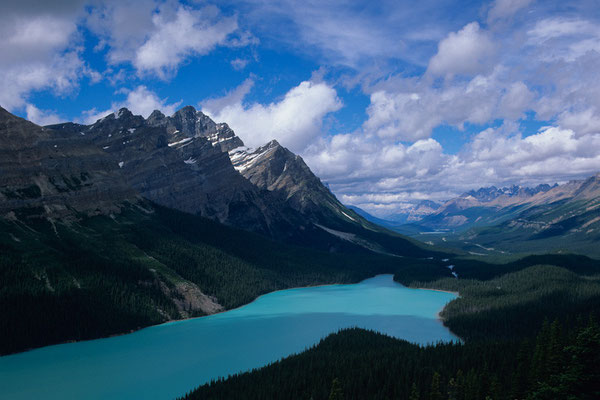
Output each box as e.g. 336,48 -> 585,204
1,106 -> 446,354
464,184 -> 556,202
0,106 -> 137,220
48,107 -> 287,237
344,205 -> 429,236
400,183 -> 557,232
458,173 -> 600,256
48,106 -> 429,256
230,140 -> 371,229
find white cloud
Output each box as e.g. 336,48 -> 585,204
87,2 -> 246,79
81,85 -> 181,124
202,80 -> 342,152
498,81 -> 534,120
232,0 -> 486,69
0,3 -> 87,111
305,121 -> 600,216
201,78 -> 255,114
459,125 -> 600,180
230,58 -> 250,70
0,51 -> 87,112
362,67 -> 532,141
363,90 -> 441,142
427,22 -> 495,77
558,108 -> 600,136
25,104 -> 62,126
134,6 -> 238,78
487,0 -> 535,24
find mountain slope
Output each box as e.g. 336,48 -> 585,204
230,140 -> 372,229
459,174 -> 600,256
0,202 -> 396,355
411,184 -> 557,232
48,107 -> 433,257
0,106 -> 137,220
48,108 -> 288,236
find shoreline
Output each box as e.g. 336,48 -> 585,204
4,274 -> 454,357
414,287 -> 460,321
2,277 -> 365,357
158,279 -> 354,327
416,287 -> 459,296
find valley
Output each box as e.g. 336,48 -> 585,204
3,2 -> 600,399
1,106 -> 599,400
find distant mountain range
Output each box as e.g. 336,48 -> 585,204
352,176 -> 600,256
353,183 -> 560,231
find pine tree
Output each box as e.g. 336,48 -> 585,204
512,340 -> 532,399
409,382 -> 420,400
329,378 -> 344,400
531,319 -> 551,384
429,372 -> 443,400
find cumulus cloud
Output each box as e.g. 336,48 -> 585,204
202,80 -> 342,152
87,2 -> 248,78
352,7 -> 600,209
305,122 -> 600,217
427,22 -> 495,77
0,1 -> 87,111
362,68 -> 534,141
134,6 -> 239,77
25,104 -> 63,126
458,125 -> 600,180
81,85 -> 181,124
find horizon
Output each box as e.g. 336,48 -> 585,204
2,0 -> 600,216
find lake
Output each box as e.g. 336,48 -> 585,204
0,274 -> 457,400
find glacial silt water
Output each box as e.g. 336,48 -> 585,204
0,274 -> 457,399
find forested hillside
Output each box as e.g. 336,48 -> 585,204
183,318 -> 600,400
0,202 -> 419,355
183,262 -> 600,400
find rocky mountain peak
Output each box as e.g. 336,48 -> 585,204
463,183 -> 555,202
144,106 -> 244,152
116,108 -> 134,119
147,110 -> 166,124
265,139 -> 281,148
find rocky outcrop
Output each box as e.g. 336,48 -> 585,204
0,106 -> 137,220
229,140 -> 377,232
147,106 -> 243,152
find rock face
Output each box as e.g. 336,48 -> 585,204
464,184 -> 556,203
45,105 -> 424,255
49,107 -> 296,236
146,106 -> 244,152
0,106 -> 136,220
229,140 -> 358,226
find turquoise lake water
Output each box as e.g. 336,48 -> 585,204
0,274 -> 457,399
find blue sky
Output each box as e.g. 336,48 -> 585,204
2,0 -> 600,216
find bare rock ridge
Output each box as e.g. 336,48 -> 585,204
0,106 -> 137,220
44,106 -> 382,247
1,105 -> 423,255
146,106 -> 243,152
48,107 -> 294,236
229,140 -> 352,222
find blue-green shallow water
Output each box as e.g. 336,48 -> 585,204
0,274 -> 457,399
